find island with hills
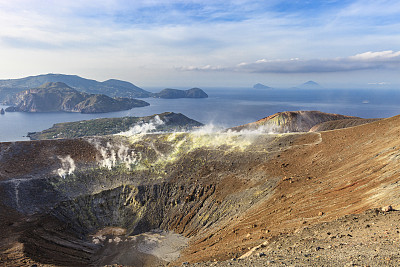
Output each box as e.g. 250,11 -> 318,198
27,112 -> 203,140
4,82 -> 149,114
0,73 -> 151,99
0,73 -> 209,103
153,88 -> 208,99
294,80 -> 323,89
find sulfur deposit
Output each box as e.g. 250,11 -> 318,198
2,115 -> 400,266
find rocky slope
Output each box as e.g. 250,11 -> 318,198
310,118 -> 382,132
153,88 -> 208,99
1,113 -> 400,266
28,112 -> 203,140
5,82 -> 149,113
0,73 -> 152,101
230,110 -> 359,133
189,208 -> 400,266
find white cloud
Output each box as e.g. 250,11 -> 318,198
180,51 -> 400,74
338,0 -> 400,17
350,50 -> 400,60
368,82 -> 390,85
0,1 -> 399,86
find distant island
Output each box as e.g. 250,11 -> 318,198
253,83 -> 271,89
0,73 -> 209,103
5,82 -> 149,114
0,73 -> 151,101
153,88 -> 208,99
295,80 -> 323,89
27,112 -> 203,140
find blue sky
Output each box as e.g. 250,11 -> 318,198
0,0 -> 399,88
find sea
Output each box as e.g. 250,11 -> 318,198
1,87 -> 400,142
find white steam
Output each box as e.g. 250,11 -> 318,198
192,123 -> 226,134
54,119 -> 278,178
91,141 -> 140,170
56,155 -> 76,178
232,124 -> 281,135
194,123 -> 278,135
116,116 -> 164,136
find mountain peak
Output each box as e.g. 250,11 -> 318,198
304,80 -> 319,85
38,82 -> 71,89
253,83 -> 271,89
296,81 -> 322,89
0,73 -> 152,99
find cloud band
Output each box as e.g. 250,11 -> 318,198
180,50 -> 400,73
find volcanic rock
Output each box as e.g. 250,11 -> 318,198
2,113 -> 400,266
310,118 -> 382,132
230,110 -> 359,133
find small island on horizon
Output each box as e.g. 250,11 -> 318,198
153,88 -> 208,99
294,80 -> 323,89
253,83 -> 272,89
252,81 -> 323,90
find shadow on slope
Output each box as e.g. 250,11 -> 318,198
1,114 -> 400,265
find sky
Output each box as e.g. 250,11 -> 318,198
0,0 -> 399,89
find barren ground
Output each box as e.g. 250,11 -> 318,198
1,115 -> 400,266
188,209 -> 400,267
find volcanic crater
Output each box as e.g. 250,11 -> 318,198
1,115 -> 400,266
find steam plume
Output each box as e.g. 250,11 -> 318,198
56,155 -> 76,178
116,115 -> 164,136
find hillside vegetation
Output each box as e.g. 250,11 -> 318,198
5,82 -> 149,114
28,112 -> 203,140
0,73 -> 152,100
153,88 -> 208,99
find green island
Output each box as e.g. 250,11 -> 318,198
28,112 -> 203,140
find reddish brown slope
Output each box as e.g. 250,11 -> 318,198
310,118 -> 382,132
230,111 -> 358,133
180,115 -> 400,263
2,114 -> 400,266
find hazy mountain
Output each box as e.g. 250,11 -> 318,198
5,82 -> 149,114
253,83 -> 271,89
295,80 -> 323,89
153,88 -> 208,99
0,73 -> 152,102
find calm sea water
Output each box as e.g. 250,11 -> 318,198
1,88 -> 400,142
